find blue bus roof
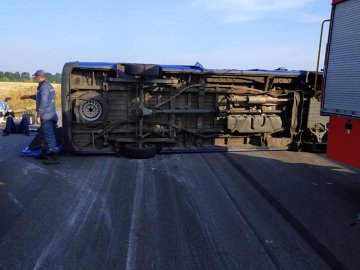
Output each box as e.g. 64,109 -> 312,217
75,62 -> 307,75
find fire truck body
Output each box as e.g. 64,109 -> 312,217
322,0 -> 360,168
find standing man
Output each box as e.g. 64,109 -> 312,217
21,69 -> 59,165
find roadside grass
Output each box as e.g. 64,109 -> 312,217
0,82 -> 61,113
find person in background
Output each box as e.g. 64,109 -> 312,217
21,69 -> 59,165
2,113 -> 30,136
0,97 -> 12,123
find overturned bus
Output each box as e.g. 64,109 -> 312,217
61,62 -> 327,158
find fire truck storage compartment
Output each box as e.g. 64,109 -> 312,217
322,0 -> 360,118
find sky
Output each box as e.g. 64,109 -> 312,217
0,0 -> 332,74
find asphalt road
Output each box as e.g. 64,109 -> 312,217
0,132 -> 359,270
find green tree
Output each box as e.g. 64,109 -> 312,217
4,72 -> 12,81
21,72 -> 30,82
0,71 -> 61,83
14,72 -> 21,81
53,73 -> 61,83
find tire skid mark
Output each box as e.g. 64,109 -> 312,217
200,154 -> 282,270
125,160 -> 145,270
222,153 -> 348,270
166,167 -> 193,270
32,157 -> 115,270
162,154 -> 253,269
7,192 -> 24,210
33,229 -> 65,270
65,158 -> 113,231
142,155 -> 194,269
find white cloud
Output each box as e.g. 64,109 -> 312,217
193,0 -> 319,22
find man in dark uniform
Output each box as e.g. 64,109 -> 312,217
21,69 -> 59,165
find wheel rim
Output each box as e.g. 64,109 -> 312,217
79,99 -> 103,121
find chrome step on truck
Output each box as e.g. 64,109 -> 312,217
61,62 -> 328,158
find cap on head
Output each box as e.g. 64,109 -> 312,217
32,69 -> 46,77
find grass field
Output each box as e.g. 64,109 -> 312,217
0,82 -> 61,112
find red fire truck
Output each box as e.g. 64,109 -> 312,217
322,0 -> 360,168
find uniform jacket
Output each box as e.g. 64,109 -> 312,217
30,80 -> 58,121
